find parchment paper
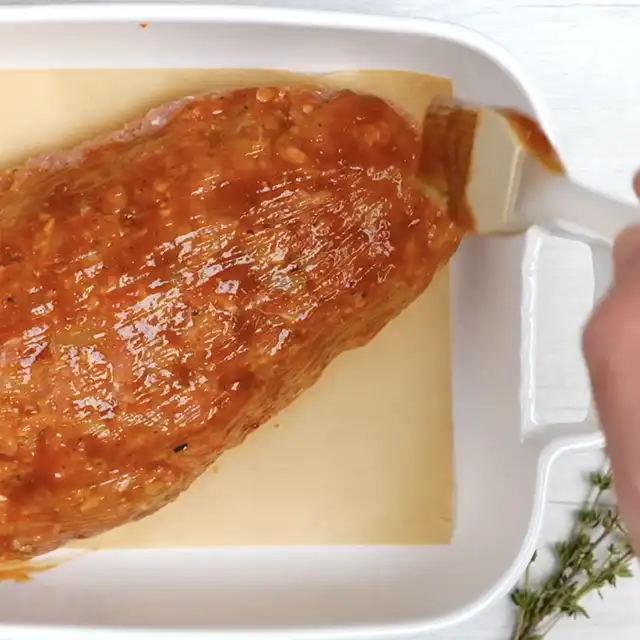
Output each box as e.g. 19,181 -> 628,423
0,69 -> 454,546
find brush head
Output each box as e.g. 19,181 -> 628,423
418,98 -> 564,236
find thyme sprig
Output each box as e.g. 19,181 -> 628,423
511,470 -> 635,639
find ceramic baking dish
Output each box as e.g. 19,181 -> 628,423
0,4 -> 605,639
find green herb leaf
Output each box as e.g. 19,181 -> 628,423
510,468 -> 633,639
616,565 -> 634,579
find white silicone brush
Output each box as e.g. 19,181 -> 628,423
419,99 -> 640,245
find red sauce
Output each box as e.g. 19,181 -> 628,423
418,99 -> 478,231
499,108 -> 565,175
0,559 -> 60,582
0,86 -> 466,561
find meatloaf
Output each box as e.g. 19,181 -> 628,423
0,85 -> 466,561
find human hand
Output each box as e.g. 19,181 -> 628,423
583,172 -> 640,552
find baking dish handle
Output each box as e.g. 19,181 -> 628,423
524,238 -> 610,453
522,180 -> 640,453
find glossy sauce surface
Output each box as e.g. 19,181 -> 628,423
0,86 -> 465,561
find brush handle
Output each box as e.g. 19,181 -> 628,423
517,164 -> 640,246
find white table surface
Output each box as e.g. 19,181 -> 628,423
5,0 -> 640,638
219,1 -> 640,638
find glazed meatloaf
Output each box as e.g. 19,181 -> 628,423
0,85 -> 466,561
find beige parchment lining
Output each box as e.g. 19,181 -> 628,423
0,68 -> 454,547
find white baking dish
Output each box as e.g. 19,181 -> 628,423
0,5 -> 605,639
